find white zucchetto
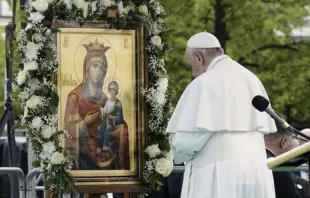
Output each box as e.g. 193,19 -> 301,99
187,32 -> 221,48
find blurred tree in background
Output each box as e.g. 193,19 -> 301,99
161,0 -> 310,129
160,0 -> 205,104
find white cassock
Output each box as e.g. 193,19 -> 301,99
166,55 -> 277,198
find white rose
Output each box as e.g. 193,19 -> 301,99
50,152 -> 65,165
72,0 -> 85,9
39,141 -> 55,159
157,77 -> 168,93
151,36 -> 161,47
123,5 -> 134,15
145,144 -> 161,158
17,70 -> 27,85
46,0 -> 56,4
26,95 -> 42,109
117,1 -> 124,14
26,42 -> 40,53
25,42 -> 40,60
28,78 -> 40,94
31,0 -> 49,12
44,29 -> 51,37
152,23 -> 161,35
166,150 -> 174,160
63,0 -> 72,9
100,0 -> 115,7
28,12 -> 45,24
24,61 -> 38,71
83,2 -> 89,18
91,2 -> 97,12
25,23 -> 33,31
41,125 -> 56,139
138,4 -> 148,15
31,116 -> 43,129
32,33 -> 44,43
155,157 -> 173,177
156,91 -> 166,105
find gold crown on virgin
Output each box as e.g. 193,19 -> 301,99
83,38 -> 110,53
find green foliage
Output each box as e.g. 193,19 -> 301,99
160,0 -> 205,104
222,0 -> 310,129
161,0 -> 310,129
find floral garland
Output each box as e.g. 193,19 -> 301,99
16,0 -> 173,196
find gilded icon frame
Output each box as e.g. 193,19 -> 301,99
53,21 -> 147,185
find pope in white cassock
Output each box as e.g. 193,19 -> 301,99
166,32 -> 278,198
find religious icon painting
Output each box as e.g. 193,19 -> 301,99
54,21 -> 147,184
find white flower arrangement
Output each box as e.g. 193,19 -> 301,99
39,141 -> 56,159
28,78 -> 41,93
46,0 -> 56,4
41,125 -> 56,139
63,0 -> 73,10
151,35 -> 162,47
17,0 -> 173,195
32,0 -> 49,13
31,116 -> 43,129
138,4 -> 148,16
26,95 -> 43,109
40,160 -> 52,170
32,33 -> 44,43
16,70 -> 27,85
157,77 -> 168,94
50,152 -> 65,164
24,61 -> 38,70
117,1 -> 124,15
155,157 -> 173,177
100,0 -> 115,8
25,42 -> 41,60
28,12 -> 45,23
145,144 -> 161,158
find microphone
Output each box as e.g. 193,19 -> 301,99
252,95 -> 310,141
252,95 -> 290,128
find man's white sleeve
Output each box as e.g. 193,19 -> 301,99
170,132 -> 212,164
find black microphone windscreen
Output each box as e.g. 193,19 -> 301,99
252,95 -> 270,112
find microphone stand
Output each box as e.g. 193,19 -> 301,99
274,110 -> 310,141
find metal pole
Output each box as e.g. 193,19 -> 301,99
172,166 -> 185,173
34,173 -> 43,185
4,0 -> 18,193
25,168 -> 43,198
0,167 -> 25,198
34,186 -> 45,191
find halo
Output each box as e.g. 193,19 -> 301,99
73,35 -> 118,84
103,76 -> 123,94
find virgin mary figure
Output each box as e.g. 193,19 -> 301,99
63,39 -> 130,170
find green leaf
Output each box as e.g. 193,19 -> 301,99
50,91 -> 59,106
41,85 -> 50,96
155,180 -> 163,186
32,160 -> 41,167
31,139 -> 42,151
